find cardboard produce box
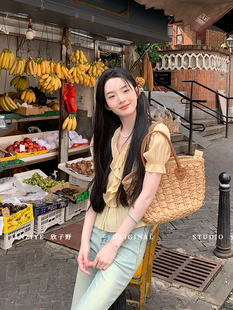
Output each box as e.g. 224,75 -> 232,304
49,182 -> 89,204
15,105 -> 46,116
26,193 -> 69,217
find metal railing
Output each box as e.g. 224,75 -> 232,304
152,77 -> 206,154
182,80 -> 233,138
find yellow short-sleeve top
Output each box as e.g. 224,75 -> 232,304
92,122 -> 171,232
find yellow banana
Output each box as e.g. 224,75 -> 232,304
0,96 -> 11,111
66,117 -> 73,132
21,90 -> 27,101
62,116 -> 70,130
71,116 -> 77,130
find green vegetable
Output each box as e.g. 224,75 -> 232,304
23,172 -> 65,192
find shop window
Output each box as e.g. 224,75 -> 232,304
167,23 -> 183,45
196,33 -> 205,45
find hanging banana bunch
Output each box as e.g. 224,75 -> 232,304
38,73 -> 62,94
0,48 -> 15,70
69,49 -> 87,64
40,59 -> 51,75
25,57 -> 37,78
58,62 -> 72,83
50,58 -> 56,74
20,88 -> 36,104
88,61 -> 107,78
9,56 -> 25,75
68,63 -> 90,85
0,93 -> 18,112
55,62 -> 65,80
10,76 -> 29,91
62,114 -> 77,131
34,57 -> 43,77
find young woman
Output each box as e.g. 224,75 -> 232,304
70,67 -> 171,310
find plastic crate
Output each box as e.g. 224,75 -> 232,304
3,204 -> 34,234
34,208 -> 65,235
0,220 -> 34,250
65,200 -> 87,221
33,194 -> 69,216
69,175 -> 91,188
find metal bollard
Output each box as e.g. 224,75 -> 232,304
214,172 -> 233,258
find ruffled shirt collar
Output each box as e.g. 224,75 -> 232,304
103,126 -> 132,207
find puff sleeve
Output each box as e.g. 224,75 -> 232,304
143,123 -> 171,174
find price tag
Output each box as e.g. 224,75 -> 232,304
0,116 -> 7,129
2,207 -> 10,217
20,144 -> 25,152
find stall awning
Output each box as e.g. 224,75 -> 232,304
0,0 -> 169,44
134,0 -> 233,34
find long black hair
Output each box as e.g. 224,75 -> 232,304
89,67 -> 153,213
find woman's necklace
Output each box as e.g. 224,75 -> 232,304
119,130 -> 132,138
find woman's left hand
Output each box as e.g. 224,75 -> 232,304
88,239 -> 119,270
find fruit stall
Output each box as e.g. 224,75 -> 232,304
0,0 -> 170,249
0,15 -> 108,248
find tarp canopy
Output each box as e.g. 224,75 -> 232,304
135,0 -> 233,34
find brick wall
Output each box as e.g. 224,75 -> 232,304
169,23 -> 227,49
154,47 -> 231,111
205,29 -> 226,48
183,25 -> 196,45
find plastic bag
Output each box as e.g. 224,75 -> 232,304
150,105 -> 162,119
0,177 -> 47,201
159,106 -> 173,133
172,116 -> 181,133
0,177 -> 14,192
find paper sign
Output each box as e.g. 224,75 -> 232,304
0,116 -> 7,129
2,207 -> 10,217
194,150 -> 203,159
20,144 -> 25,152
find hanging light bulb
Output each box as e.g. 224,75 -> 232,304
26,19 -> 34,40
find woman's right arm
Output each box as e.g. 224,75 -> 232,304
77,200 -> 97,275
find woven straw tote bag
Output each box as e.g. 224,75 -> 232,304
122,123 -> 205,225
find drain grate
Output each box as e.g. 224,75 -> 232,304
152,246 -> 222,291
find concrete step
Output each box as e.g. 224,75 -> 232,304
205,133 -> 225,142
170,133 -> 184,143
199,124 -> 225,137
182,118 -> 218,129
172,140 -> 198,154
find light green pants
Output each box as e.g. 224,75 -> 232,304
70,225 -> 151,310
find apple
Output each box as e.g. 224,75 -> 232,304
23,142 -> 28,148
20,151 -> 26,153
32,148 -> 38,152
33,143 -> 39,147
37,146 -> 43,151
14,141 -> 20,146
24,137 -> 31,143
6,145 -> 14,151
14,147 -> 20,153
28,142 -> 33,147
41,146 -> 47,150
4,153 -> 12,157
20,141 -> 24,145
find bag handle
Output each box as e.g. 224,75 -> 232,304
140,122 -> 187,180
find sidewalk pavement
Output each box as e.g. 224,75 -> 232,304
1,125 -> 233,310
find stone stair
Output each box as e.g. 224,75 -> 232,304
182,119 -> 225,143
171,133 -> 198,154
171,119 -> 225,154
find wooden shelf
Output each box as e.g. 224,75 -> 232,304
5,115 -> 59,124
2,145 -> 90,170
